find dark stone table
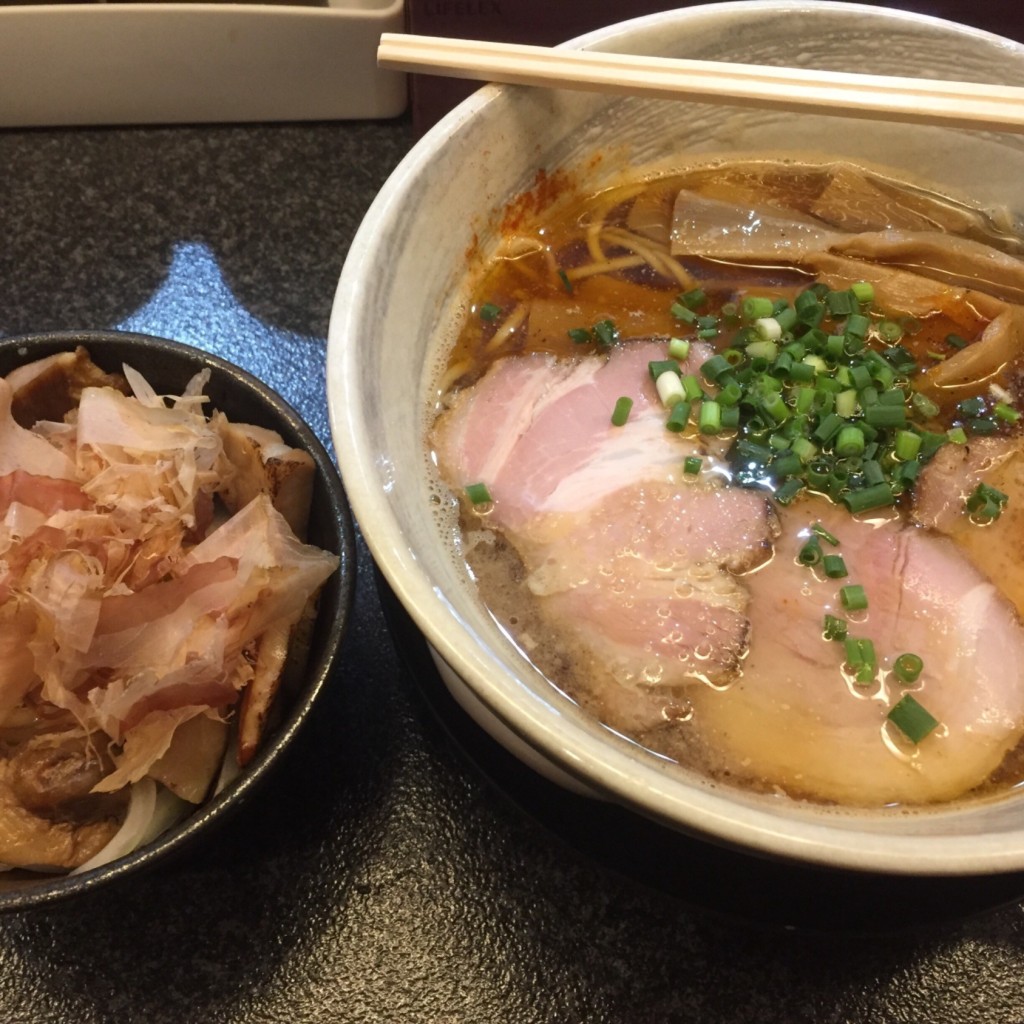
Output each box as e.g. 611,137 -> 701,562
2,111 -> 1024,1024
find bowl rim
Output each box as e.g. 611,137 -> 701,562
328,1 -> 1024,876
0,328 -> 355,910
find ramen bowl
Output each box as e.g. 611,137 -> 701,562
0,330 -> 354,909
328,2 -> 1024,874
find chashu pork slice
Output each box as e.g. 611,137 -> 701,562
690,497 -> 1024,806
433,342 -> 778,733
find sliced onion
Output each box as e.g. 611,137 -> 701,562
71,779 -> 188,875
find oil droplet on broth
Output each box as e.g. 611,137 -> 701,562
661,700 -> 694,724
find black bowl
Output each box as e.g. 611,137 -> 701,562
0,330 -> 355,910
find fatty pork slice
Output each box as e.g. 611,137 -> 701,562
436,341 -> 727,527
690,498 -> 1024,806
914,435 -> 1024,615
433,342 -> 777,733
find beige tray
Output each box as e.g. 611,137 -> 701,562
0,0 -> 406,126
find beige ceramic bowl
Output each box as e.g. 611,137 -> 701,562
328,2 -> 1024,874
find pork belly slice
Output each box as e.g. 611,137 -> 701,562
433,342 -> 777,725
435,341 -> 725,527
914,435 -> 1024,615
691,498 -> 1024,806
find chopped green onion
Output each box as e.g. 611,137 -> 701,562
965,482 -> 1009,522
823,554 -> 848,579
681,374 -> 704,402
681,287 -> 707,309
772,453 -> 803,479
877,319 -> 903,343
791,436 -> 818,463
741,296 -> 774,321
846,312 -> 870,339
479,302 -> 501,321
917,430 -> 947,460
840,584 -> 868,611
745,339 -> 780,362
823,614 -> 848,641
834,425 -> 865,457
911,392 -> 940,419
671,303 -> 698,324
842,483 -> 895,514
568,327 -> 592,344
826,289 -> 856,316
947,426 -> 968,445
813,413 -> 844,444
699,400 -> 723,435
887,694 -> 940,744
995,402 -> 1020,423
894,430 -> 922,461
775,307 -> 799,332
593,319 -> 618,348
649,359 -> 679,381
717,380 -> 743,407
811,522 -> 840,546
665,400 -> 692,433
835,389 -> 859,420
683,455 -> 703,476
794,290 -> 821,316
892,653 -> 924,685
465,482 -> 492,505
844,636 -> 877,684
774,478 -> 805,505
761,393 -> 790,424
754,317 -> 783,342
883,345 -> 918,375
945,333 -> 968,349
701,354 -> 733,383
847,364 -> 871,391
850,281 -> 874,304
668,337 -> 691,361
656,371 -> 686,409
864,404 -> 907,429
610,396 -> 633,427
798,537 -> 823,566
558,268 -> 573,294
788,361 -> 816,383
802,354 -> 828,375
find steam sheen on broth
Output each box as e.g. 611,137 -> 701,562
430,159 -> 1024,809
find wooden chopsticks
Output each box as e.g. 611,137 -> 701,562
378,32 -> 1024,133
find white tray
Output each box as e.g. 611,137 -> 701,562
0,0 -> 406,126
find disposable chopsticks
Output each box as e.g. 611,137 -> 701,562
378,32 -> 1024,133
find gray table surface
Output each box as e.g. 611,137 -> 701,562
2,117 -> 1024,1024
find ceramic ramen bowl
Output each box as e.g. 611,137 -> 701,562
0,330 -> 354,909
328,2 -> 1024,874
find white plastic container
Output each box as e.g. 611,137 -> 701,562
0,0 -> 406,126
